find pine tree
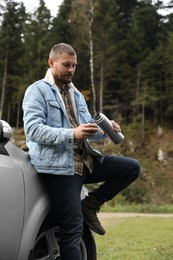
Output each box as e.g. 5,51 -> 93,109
50,0 -> 73,44
23,0 -> 52,83
0,0 -> 27,126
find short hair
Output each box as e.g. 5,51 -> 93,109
49,43 -> 76,59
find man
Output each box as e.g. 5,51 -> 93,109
23,43 -> 140,260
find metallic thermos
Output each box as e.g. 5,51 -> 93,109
93,112 -> 124,144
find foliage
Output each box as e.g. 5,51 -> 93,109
0,0 -> 27,125
1,0 -> 173,127
87,121 -> 173,205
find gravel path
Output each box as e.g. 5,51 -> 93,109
98,212 -> 173,219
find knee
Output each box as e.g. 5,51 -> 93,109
132,159 -> 141,179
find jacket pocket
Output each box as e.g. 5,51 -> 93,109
46,100 -> 63,127
48,100 -> 61,109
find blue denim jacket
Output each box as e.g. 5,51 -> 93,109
22,69 -> 103,175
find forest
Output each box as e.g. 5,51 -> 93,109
1,0 -> 173,206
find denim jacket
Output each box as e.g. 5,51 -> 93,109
22,69 -> 103,175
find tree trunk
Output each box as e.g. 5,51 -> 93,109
99,55 -> 104,112
89,0 -> 96,114
136,64 -> 141,115
159,80 -> 163,125
7,101 -> 11,123
16,101 -> 20,129
0,51 -> 8,119
141,100 -> 145,141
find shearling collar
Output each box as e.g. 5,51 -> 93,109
43,68 -> 79,122
43,68 -> 78,93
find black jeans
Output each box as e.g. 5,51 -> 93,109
42,155 -> 140,260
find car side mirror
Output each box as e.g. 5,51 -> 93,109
0,120 -> 13,142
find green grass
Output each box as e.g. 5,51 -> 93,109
95,216 -> 173,260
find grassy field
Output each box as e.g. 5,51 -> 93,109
95,214 -> 173,260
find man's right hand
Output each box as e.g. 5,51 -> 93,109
74,123 -> 98,140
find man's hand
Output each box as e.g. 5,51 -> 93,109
110,120 -> 121,132
74,123 -> 98,140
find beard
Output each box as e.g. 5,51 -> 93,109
57,73 -> 73,84
61,78 -> 72,84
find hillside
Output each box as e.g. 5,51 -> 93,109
89,123 -> 173,205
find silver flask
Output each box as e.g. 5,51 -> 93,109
93,112 -> 124,144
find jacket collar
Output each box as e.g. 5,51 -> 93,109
43,68 -> 79,93
43,68 -> 79,121
43,68 -> 55,85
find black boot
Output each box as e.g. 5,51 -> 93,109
81,194 -> 105,235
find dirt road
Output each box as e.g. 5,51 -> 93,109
98,212 -> 173,222
98,212 -> 173,227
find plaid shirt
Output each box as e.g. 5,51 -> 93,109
59,85 -> 94,175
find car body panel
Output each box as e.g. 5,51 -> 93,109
4,141 -> 50,260
0,154 -> 25,260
